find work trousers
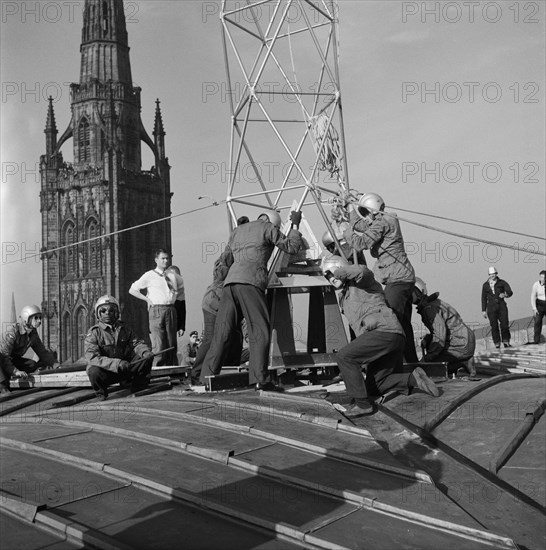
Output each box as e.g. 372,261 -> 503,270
87,362 -> 152,395
191,309 -> 243,381
534,299 -> 546,344
200,284 -> 271,385
384,282 -> 419,363
0,356 -> 46,386
336,331 -> 410,399
487,303 -> 510,346
149,305 -> 177,366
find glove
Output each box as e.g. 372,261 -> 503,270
334,221 -> 349,240
290,210 -> 302,228
12,369 -> 28,380
118,360 -> 131,375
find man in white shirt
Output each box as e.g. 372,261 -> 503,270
129,249 -> 185,366
531,270 -> 546,344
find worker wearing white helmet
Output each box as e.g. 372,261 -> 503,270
481,266 -> 513,349
84,295 -> 154,400
335,192 -> 419,363
200,209 -> 303,391
412,278 -> 477,378
0,305 -> 58,394
321,255 -> 439,418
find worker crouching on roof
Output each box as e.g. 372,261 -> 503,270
85,295 -> 154,400
412,278 -> 477,378
324,255 -> 440,417
0,305 -> 59,395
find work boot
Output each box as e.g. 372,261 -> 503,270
344,399 -> 375,417
95,389 -> 108,401
411,367 -> 440,397
503,342 -> 512,348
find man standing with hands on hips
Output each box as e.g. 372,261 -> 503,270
481,266 -> 513,349
129,249 -> 185,366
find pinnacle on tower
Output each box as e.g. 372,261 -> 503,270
44,96 -> 58,156
154,99 -> 165,137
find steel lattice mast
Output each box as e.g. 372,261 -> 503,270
220,0 -> 350,246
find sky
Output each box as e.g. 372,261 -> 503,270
1,0 -> 545,342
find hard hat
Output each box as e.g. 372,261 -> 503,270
488,266 -> 498,275
94,295 -> 120,317
322,230 -> 335,247
258,210 -> 282,228
356,193 -> 385,219
414,277 -> 428,295
20,305 -> 42,325
321,254 -> 350,275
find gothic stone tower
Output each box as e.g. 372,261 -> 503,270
40,0 -> 171,362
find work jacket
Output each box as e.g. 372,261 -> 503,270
223,219 -> 302,291
0,323 -> 56,374
334,264 -> 404,338
416,293 -> 475,361
481,278 -> 513,311
202,251 -> 232,315
85,321 -> 150,374
343,210 -> 415,285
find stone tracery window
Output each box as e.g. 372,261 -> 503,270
62,221 -> 77,278
78,118 -> 90,163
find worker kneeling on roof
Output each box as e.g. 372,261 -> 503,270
412,278 -> 477,378
85,295 -> 154,401
322,254 -> 440,418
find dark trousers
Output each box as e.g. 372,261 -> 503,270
336,332 -> 410,399
149,305 -> 177,366
0,356 -> 45,386
191,309 -> 243,381
487,303 -> 510,345
534,299 -> 546,344
384,282 -> 419,363
200,284 -> 271,385
87,362 -> 152,395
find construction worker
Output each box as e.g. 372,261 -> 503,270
412,277 -> 477,377
530,270 -> 545,344
200,210 -> 303,391
336,193 -> 419,363
190,250 -> 243,385
129,249 -> 185,366
0,305 -> 59,394
481,266 -> 513,348
85,295 -> 154,400
323,255 -> 439,417
180,331 -> 200,368
322,230 -> 366,265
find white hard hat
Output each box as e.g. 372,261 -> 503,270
258,210 -> 282,228
414,277 -> 428,295
321,254 -> 350,275
322,230 -> 335,247
488,266 -> 498,275
94,295 -> 120,317
20,305 -> 42,325
356,193 -> 385,219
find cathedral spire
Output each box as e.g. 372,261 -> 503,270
153,98 -> 166,161
80,0 -> 132,85
44,96 -> 58,156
